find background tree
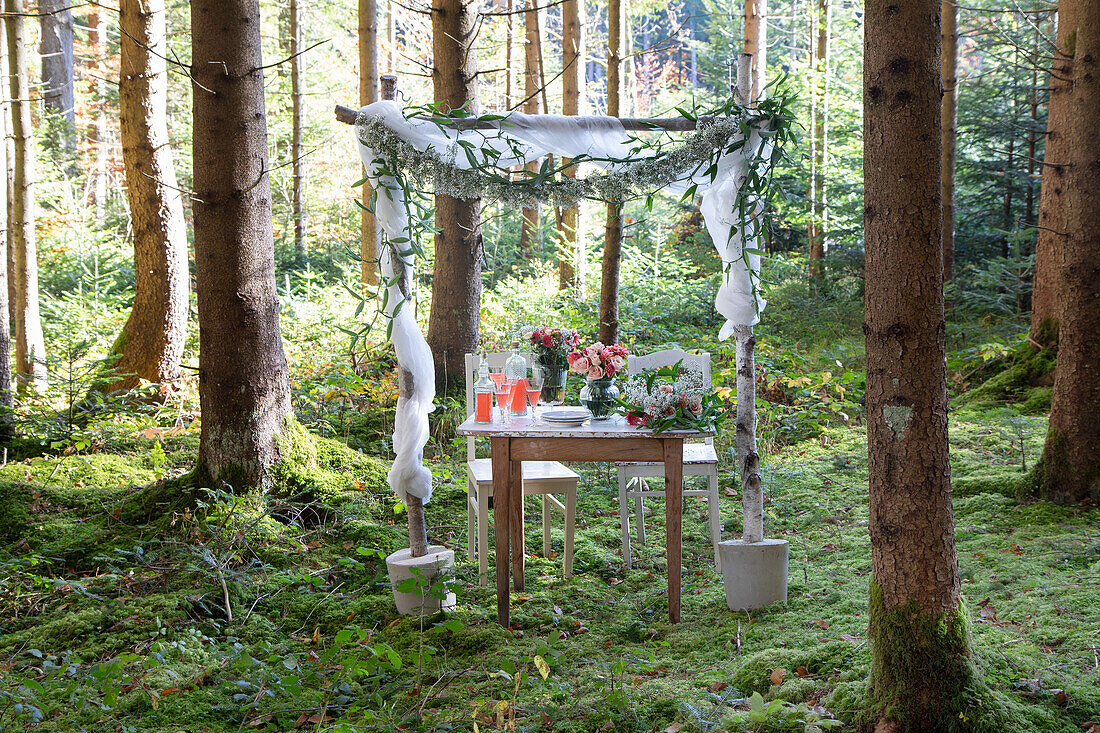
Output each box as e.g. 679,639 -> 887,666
743,0 -> 766,102
426,0 -> 482,391
808,0 -> 827,278
598,0 -> 624,344
863,0 -> 977,726
360,0 -> 381,286
5,0 -> 46,390
1029,0 -> 1076,349
87,8 -> 110,221
191,0 -> 295,488
290,0 -> 307,261
558,0 -> 583,293
941,0 -> 958,284
0,96 -> 9,431
2,27 -> 13,320
1031,2 -> 1099,505
105,0 -> 189,394
40,0 -> 76,167
517,0 -> 543,256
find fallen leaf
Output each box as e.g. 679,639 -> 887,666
708,681 -> 728,693
1053,689 -> 1068,706
609,577 -> 622,585
796,666 -> 809,678
838,633 -> 862,642
770,668 -> 785,685
809,619 -> 830,629
553,605 -> 563,615
665,723 -> 682,733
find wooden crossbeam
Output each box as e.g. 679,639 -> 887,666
333,103 -> 706,131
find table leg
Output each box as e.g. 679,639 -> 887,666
509,450 -> 525,591
491,437 -> 511,627
663,438 -> 683,623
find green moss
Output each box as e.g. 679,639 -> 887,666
865,579 -> 1024,732
955,341 -> 1057,416
270,420 -> 389,505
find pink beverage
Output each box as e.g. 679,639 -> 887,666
509,378 -> 529,415
526,387 -> 541,409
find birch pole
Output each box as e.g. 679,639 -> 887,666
360,0 -> 380,286
374,74 -> 428,557
734,53 -> 764,544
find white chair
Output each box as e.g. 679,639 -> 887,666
616,349 -> 722,570
465,353 -> 580,585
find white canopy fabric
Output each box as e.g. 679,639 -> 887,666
354,100 -> 772,504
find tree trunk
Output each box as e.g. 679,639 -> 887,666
1001,137 -> 1014,258
743,0 -> 767,103
290,0 -> 307,261
88,9 -> 109,222
518,0 -> 542,256
1029,0 -> 1077,348
599,0 -> 624,344
191,0 -> 294,490
108,0 -> 189,394
735,325 -> 763,542
427,0 -> 483,393
0,71 -> 10,430
809,0 -> 828,278
1024,25 -> 1040,236
40,0 -> 76,170
5,0 -> 46,391
360,0 -> 380,286
558,0 -> 584,294
864,0 -> 975,726
1,27 -> 13,323
941,0 -> 958,283
1032,1 -> 1100,506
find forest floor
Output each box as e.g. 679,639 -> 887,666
1,268 -> 1097,732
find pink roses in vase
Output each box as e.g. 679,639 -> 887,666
567,342 -> 627,381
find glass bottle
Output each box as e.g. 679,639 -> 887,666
504,341 -> 530,415
473,354 -> 494,423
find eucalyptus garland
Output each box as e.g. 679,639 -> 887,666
355,95 -> 794,209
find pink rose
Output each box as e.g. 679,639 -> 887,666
610,355 -> 625,372
687,396 -> 703,416
571,356 -> 590,373
588,365 -> 605,380
584,345 -> 600,360
567,351 -> 581,366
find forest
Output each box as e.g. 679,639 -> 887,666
0,0 -> 1097,730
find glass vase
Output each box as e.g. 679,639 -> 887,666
536,358 -> 568,406
579,377 -> 619,421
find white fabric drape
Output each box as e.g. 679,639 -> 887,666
355,100 -> 771,503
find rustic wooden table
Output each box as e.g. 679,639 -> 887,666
457,414 -> 711,627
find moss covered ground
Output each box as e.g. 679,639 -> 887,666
1,403 -> 1096,732
2,273 -> 1097,732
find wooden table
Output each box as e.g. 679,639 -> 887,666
457,414 -> 711,627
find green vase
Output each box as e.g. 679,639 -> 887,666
536,359 -> 568,405
579,377 -> 619,420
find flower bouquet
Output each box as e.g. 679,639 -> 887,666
566,341 -> 627,380
518,325 -> 579,404
618,361 -> 729,433
568,342 -> 627,419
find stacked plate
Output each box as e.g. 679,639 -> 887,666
540,408 -> 590,427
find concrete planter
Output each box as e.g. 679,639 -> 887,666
386,545 -> 457,616
718,539 -> 789,611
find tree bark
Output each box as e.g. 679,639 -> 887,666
735,325 -> 763,542
5,0 -> 46,391
427,0 -> 483,392
108,0 -> 189,394
864,0 -> 975,726
360,0 -> 380,285
1029,0 -> 1077,348
1032,0 -> 1100,506
40,0 -> 76,169
191,0 -> 294,490
559,0 -> 584,294
0,68 -> 9,430
290,0 -> 307,261
599,0 -> 624,344
941,0 -> 958,283
518,0 -> 543,256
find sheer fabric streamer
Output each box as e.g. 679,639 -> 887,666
355,100 -> 771,503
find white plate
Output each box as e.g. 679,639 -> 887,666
541,409 -> 590,422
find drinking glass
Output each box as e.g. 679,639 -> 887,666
494,380 -> 512,423
526,369 -> 544,421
